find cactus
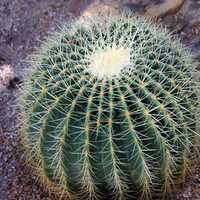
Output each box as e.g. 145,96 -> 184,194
19,13 -> 199,200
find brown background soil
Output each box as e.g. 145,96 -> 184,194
0,0 -> 200,199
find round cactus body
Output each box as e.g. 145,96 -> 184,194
20,13 -> 199,200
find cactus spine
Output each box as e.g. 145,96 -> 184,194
19,13 -> 199,200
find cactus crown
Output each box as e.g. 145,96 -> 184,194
87,46 -> 131,78
19,13 -> 199,200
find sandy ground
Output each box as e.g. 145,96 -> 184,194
0,0 -> 200,199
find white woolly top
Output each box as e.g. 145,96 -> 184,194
87,46 -> 131,79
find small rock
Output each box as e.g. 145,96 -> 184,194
0,64 -> 13,90
82,1 -> 120,18
145,0 -> 185,17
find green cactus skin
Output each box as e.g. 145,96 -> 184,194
19,13 -> 199,200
